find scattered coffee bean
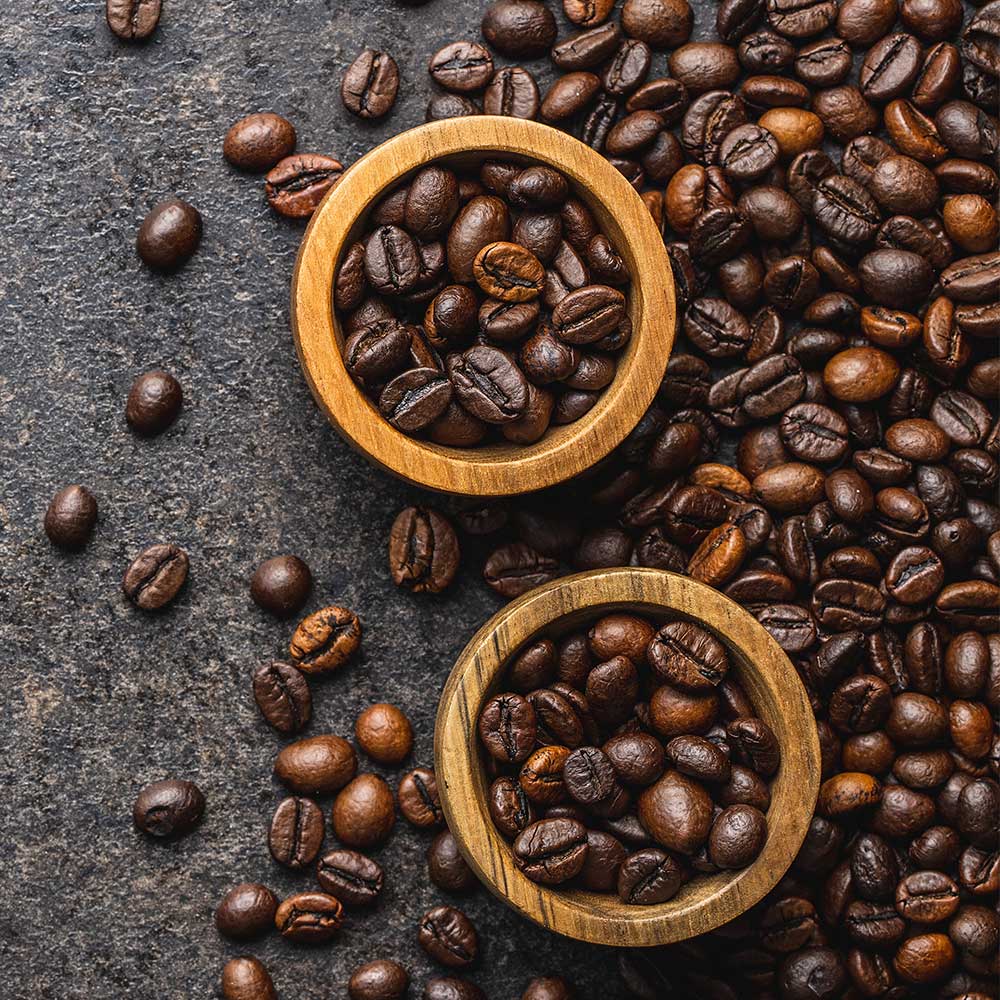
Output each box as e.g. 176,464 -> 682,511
214,882 -> 278,941
125,370 -> 183,436
224,112 -> 297,172
122,543 -> 189,610
106,0 -> 160,41
44,484 -> 97,549
252,661 -> 311,735
250,555 -> 312,618
136,198 -> 202,271
355,703 -> 413,765
342,49 -> 400,119
132,778 -> 204,838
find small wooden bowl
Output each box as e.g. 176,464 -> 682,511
434,568 -> 820,947
291,117 -> 675,497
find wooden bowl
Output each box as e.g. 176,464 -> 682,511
291,117 -> 675,497
434,568 -> 820,947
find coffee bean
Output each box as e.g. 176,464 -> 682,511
106,0 -> 160,41
429,42 -> 494,93
44,484 -> 97,549
427,829 -> 477,894
125,369 -> 183,436
482,0 -> 557,58
709,803 -> 767,867
253,661 -> 311,735
122,543 -> 189,610
136,198 -> 201,271
274,734 -> 357,796
425,978 -> 487,1000
133,778 -> 204,838
215,883 -> 278,941
268,795 -> 324,870
622,0 -> 693,49
316,848 -> 384,906
418,905 -> 479,967
221,957 -> 277,1000
895,870 -> 960,923
617,847 -> 685,903
224,113 -> 296,172
342,49 -> 399,119
398,766 -> 444,828
639,770 -> 714,854
250,555 -> 311,619
388,506 -> 459,594
348,960 -> 410,1000
354,703 -> 413,765
330,773 -> 396,847
275,892 -> 343,944
265,154 -> 343,218
290,606 -> 361,674
479,693 -> 537,763
484,66 -> 541,119
513,817 -> 589,884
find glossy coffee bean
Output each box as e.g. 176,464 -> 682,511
348,960 -> 410,1000
275,891 -> 343,944
274,734 -> 357,796
126,370 -> 183,435
137,198 -> 201,270
418,905 -> 479,967
224,112 -> 296,172
253,661 -> 311,735
289,606 -> 362,674
215,883 -> 278,941
132,778 -> 204,838
44,484 -> 97,549
342,49 -> 399,119
316,848 -> 384,906
221,957 -> 277,1000
122,543 -> 189,610
265,154 -> 343,218
268,796 -> 324,870
250,555 -> 312,618
389,506 -> 459,594
513,817 -> 589,884
106,0 -> 161,40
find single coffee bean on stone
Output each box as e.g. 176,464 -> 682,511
268,795 -> 325,869
250,555 -> 312,618
252,661 -> 311,735
342,49 -> 400,119
221,957 -> 277,1000
316,848 -> 384,906
389,506 -> 459,593
122,543 -> 189,610
106,0 -> 160,41
44,484 -> 97,549
348,960 -> 410,1000
132,778 -> 204,838
332,773 -> 397,848
289,605 -> 361,674
274,892 -> 344,944
125,370 -> 183,435
136,198 -> 202,271
418,905 -> 479,967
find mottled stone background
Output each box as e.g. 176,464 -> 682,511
0,1 -> 730,996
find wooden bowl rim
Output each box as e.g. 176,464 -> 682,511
434,568 -> 821,947
291,117 -> 675,498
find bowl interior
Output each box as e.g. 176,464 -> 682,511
331,148 -> 646,461
292,118 -> 675,496
435,568 -> 820,946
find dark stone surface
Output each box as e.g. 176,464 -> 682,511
0,1 -> 689,996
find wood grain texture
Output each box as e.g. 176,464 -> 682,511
434,568 -> 821,947
291,117 -> 675,497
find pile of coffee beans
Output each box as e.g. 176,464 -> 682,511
399,0 -> 999,993
478,613 -> 777,902
334,159 -> 633,446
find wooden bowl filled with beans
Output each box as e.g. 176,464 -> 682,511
291,116 -> 675,497
435,566 -> 821,946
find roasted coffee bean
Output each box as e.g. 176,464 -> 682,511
648,621 -> 729,690
44,484 -> 97,549
253,661 -> 311,735
290,606 -> 361,674
483,66 -> 541,119
482,0 -> 557,58
106,0 -> 161,40
604,733 -> 666,787
265,154 -> 342,218
136,198 -> 202,270
274,734 -> 357,796
316,848 -> 384,906
275,891 -> 343,944
709,803 -> 767,868
424,978 -> 487,1000
429,42 -> 494,93
268,796 -> 324,870
250,555 -> 312,619
419,904 -> 479,968
125,369 -> 183,436
617,847 -> 685,903
355,703 -> 413,766
122,543 -> 189,610
342,49 -> 399,119
133,778 -> 204,838
380,368 -> 453,432
389,506 -> 459,594
224,112 -> 296,172
332,773 -> 396,847
639,769 -> 713,854
479,693 -> 537,763
222,957 -> 277,1000
215,883 -> 278,941
348,960 -> 409,1000
398,766 -> 444,829
428,830 -> 477,894
513,817 -> 589,884
484,543 -> 559,597
489,775 -> 537,837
